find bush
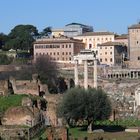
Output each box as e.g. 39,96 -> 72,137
0,54 -> 13,65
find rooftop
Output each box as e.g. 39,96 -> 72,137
65,22 -> 91,27
128,23 -> 140,29
79,31 -> 114,36
98,41 -> 126,46
34,36 -> 83,44
115,34 -> 128,39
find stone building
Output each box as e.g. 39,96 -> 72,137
98,41 -> 127,66
33,36 -> 84,63
128,23 -> 140,68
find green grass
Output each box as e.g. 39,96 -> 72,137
69,127 -> 140,140
0,94 -> 28,113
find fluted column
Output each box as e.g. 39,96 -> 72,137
94,59 -> 97,89
84,60 -> 88,90
74,60 -> 79,86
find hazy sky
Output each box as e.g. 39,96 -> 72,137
1,0 -> 140,34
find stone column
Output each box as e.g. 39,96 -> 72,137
74,60 -> 79,86
94,59 -> 97,89
136,72 -> 139,79
84,60 -> 88,90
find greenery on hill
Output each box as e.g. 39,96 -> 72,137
0,94 -> 28,113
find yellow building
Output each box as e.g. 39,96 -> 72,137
51,28 -> 64,37
74,31 -> 115,51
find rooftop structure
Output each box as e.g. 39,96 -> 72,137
64,22 -> 93,37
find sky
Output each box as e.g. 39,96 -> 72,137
1,0 -> 140,34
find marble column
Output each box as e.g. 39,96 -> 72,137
94,59 -> 97,89
84,60 -> 88,90
74,60 -> 79,86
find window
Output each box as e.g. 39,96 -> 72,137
96,51 -> 98,55
69,57 -> 71,60
138,56 -> 140,60
105,52 -> 107,55
100,46 -> 102,49
137,41 -> 139,44
105,38 -> 108,41
110,58 -> 112,62
100,58 -> 102,62
110,47 -> 112,49
105,58 -> 107,62
69,44 -> 71,48
62,45 -> 64,48
57,58 -> 59,60
62,57 -> 64,60
57,52 -> 59,55
66,52 -> 68,55
110,52 -> 112,54
69,52 -> 71,55
50,52 -> 52,55
89,44 -> 92,49
62,52 -> 64,55
66,45 -> 68,48
54,52 -> 55,55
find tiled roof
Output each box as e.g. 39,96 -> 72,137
34,37 -> 83,44
98,41 -> 125,46
79,31 -> 114,36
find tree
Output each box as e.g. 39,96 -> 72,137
34,55 -> 59,93
57,87 -> 111,131
5,24 -> 38,50
39,26 -> 52,37
0,33 -> 9,50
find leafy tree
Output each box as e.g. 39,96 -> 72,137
34,55 -> 59,93
57,87 -> 111,131
39,26 -> 52,37
0,33 -> 9,50
5,24 -> 38,50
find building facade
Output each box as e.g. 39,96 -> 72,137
64,23 -> 93,37
98,42 -> 127,66
74,32 -> 115,53
128,23 -> 140,68
33,36 -> 84,63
